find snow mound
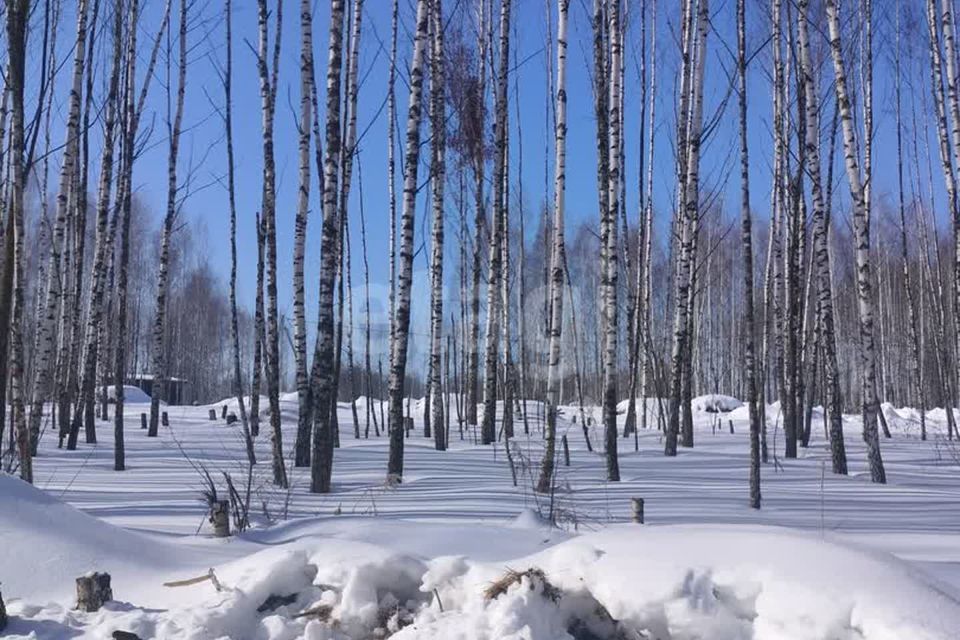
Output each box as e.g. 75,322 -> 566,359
925,407 -> 960,425
104,384 -> 152,404
0,475 -> 185,600
692,394 -> 743,413
403,525 -> 960,640
882,403 -> 923,434
11,524 -> 958,639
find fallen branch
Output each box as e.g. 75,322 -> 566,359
163,568 -> 224,592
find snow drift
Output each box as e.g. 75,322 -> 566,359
0,475 -> 170,600
104,384 -> 152,404
7,518 -> 959,639
692,394 -> 743,413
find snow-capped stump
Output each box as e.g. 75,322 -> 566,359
210,499 -> 230,537
208,408 -> 217,421
76,572 -> 113,612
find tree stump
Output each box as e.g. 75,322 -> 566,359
0,587 -> 7,632
403,417 -> 414,436
140,413 -> 147,430
76,572 -> 113,612
631,498 -> 644,524
561,434 -> 570,467
161,411 -> 169,426
210,500 -> 230,537
226,412 -> 238,425
208,408 -> 217,421
221,405 -> 228,419
729,420 -> 734,434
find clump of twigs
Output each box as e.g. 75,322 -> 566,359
484,568 -> 561,603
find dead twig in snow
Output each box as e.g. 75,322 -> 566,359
163,568 -> 225,592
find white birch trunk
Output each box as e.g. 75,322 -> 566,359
428,0 -> 447,451
387,0 -> 430,481
29,0 -> 89,452
825,0 -> 886,483
310,0 -> 347,493
602,0 -> 621,480
797,0 -> 847,474
536,0 -> 568,494
292,0 -> 314,467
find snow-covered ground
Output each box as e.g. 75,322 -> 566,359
2,395 -> 960,639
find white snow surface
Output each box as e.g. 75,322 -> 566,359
691,394 -> 744,413
2,394 -> 960,639
104,385 -> 153,404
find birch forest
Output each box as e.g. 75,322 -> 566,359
8,0 -> 960,636
3,0 -> 960,502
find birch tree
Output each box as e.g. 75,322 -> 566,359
894,0 -> 925,440
925,0 -> 960,434
797,0 -> 847,474
737,0 -> 760,508
109,0 -> 129,471
467,0 -> 487,434
292,0 -> 315,467
225,0 -> 255,464
28,0 -> 89,452
387,0 -> 399,379
250,213 -> 266,438
825,0 -> 886,483
536,0 -> 568,495
498,0 -> 514,443
481,0 -> 513,447
256,0 -> 288,488
601,0 -> 621,481
3,0 -> 30,481
428,0 -> 448,451
69,0 -> 162,451
639,0 -> 657,435
387,0 -> 430,482
935,0 -> 960,415
665,0 -> 707,456
148,0 -> 188,440
310,0 -> 347,494
116,0 -> 170,446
